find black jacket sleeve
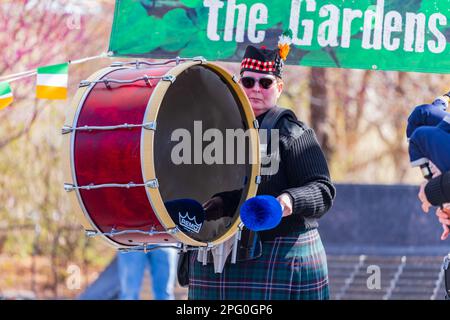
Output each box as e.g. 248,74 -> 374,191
281,127 -> 336,219
425,170 -> 450,206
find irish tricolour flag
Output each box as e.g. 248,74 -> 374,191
0,82 -> 13,110
36,63 -> 69,100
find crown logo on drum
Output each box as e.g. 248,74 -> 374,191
179,212 -> 203,234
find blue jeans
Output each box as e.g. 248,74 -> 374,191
117,248 -> 178,300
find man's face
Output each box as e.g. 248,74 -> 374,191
240,71 -> 283,117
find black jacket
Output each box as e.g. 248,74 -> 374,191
425,171 -> 450,206
255,111 -> 336,240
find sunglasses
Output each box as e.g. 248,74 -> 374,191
240,76 -> 276,89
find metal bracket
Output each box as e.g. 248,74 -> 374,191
162,75 -> 176,84
145,179 -> 159,189
192,56 -> 207,64
232,75 -> 239,83
143,122 -> 157,131
253,120 -> 260,129
255,175 -> 262,184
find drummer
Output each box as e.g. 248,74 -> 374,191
187,36 -> 336,300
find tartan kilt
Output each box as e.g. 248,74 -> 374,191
188,229 -> 329,300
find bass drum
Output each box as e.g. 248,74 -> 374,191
63,58 -> 260,250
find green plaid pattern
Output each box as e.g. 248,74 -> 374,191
188,229 -> 329,300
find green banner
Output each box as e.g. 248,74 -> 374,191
109,0 -> 450,73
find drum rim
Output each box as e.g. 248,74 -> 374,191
141,60 -> 260,247
63,66 -> 139,250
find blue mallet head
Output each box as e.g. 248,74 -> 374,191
240,195 -> 283,231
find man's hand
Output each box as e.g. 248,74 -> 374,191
418,181 -> 432,213
418,161 -> 442,213
436,205 -> 450,240
277,193 -> 293,217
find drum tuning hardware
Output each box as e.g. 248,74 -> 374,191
110,58 -> 206,69
253,120 -> 260,129
85,227 -> 178,238
142,75 -> 152,87
85,230 -> 98,237
64,183 -> 75,192
103,79 -> 112,89
255,175 -> 262,184
162,75 -> 176,84
192,56 -> 207,64
110,62 -> 124,67
61,122 -> 156,134
232,75 -> 239,83
61,125 -> 72,135
79,80 -> 92,88
79,76 -> 164,88
143,121 -> 157,131
145,179 -> 159,189
63,181 -> 158,191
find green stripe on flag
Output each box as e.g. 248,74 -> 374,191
37,63 -> 69,75
0,82 -> 11,95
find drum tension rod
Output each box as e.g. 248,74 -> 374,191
109,56 -> 207,68
85,227 -> 179,238
79,76 -> 161,88
63,179 -> 159,192
61,121 -> 157,134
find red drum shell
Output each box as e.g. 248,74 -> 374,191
75,67 -> 172,246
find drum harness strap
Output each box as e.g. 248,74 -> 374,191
235,106 -> 298,262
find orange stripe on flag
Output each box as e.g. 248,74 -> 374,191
36,85 -> 67,100
0,96 -> 13,110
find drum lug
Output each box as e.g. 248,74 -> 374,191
162,75 -> 176,84
232,75 -> 239,83
253,119 -> 260,129
61,125 -> 73,135
192,56 -> 207,64
110,61 -> 124,67
64,183 -> 75,192
255,175 -> 262,184
79,80 -> 91,88
145,179 -> 159,189
85,230 -> 98,238
143,121 -> 157,131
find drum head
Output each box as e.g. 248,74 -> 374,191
153,65 -> 253,243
